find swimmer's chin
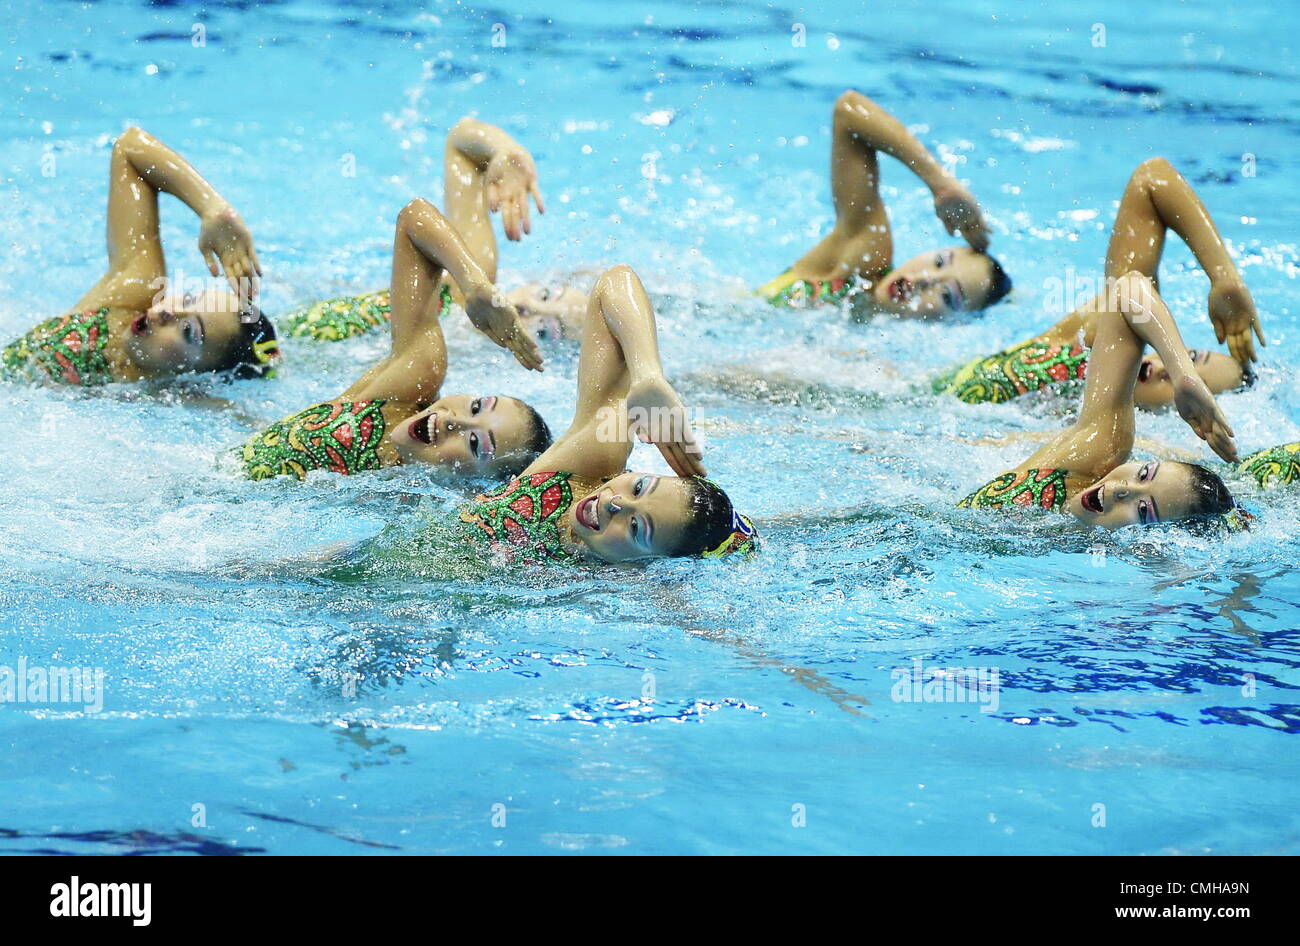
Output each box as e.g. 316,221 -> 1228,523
1066,493 -> 1090,524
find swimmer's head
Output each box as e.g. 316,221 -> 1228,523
568,474 -> 755,563
507,283 -> 588,342
873,247 -> 1011,317
389,394 -> 551,479
124,288 -> 278,378
1134,349 -> 1249,411
1068,460 -> 1234,530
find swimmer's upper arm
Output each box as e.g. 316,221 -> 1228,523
340,199 -> 468,403
443,118 -> 500,282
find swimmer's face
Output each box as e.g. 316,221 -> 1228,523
1068,460 -> 1200,529
1134,349 -> 1244,410
568,472 -> 693,562
874,247 -> 996,316
389,394 -> 536,478
123,288 -> 244,376
506,284 -> 587,342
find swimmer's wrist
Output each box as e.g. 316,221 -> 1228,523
628,362 -> 666,388
197,198 -> 233,222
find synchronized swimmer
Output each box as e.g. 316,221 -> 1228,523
4,85 -> 1291,565
2,127 -> 277,388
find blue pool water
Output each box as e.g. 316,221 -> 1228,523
1,0 -> 1298,854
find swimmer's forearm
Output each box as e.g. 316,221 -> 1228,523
592,265 -> 665,384
1144,159 -> 1239,283
114,126 -> 229,219
398,197 -> 493,297
446,118 -> 521,168
835,90 -> 947,191
1116,275 -> 1198,380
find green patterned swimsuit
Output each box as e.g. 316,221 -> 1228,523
957,468 -> 1071,513
761,272 -> 854,308
241,399 -> 389,480
459,471 -> 577,565
282,284 -> 454,341
934,340 -> 1089,405
1237,442 -> 1300,489
1,309 -> 113,386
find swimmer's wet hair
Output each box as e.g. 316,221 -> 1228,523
668,477 -> 739,558
981,255 -> 1013,309
216,304 -> 281,380
1237,358 -> 1257,391
499,400 -> 553,477
1170,462 -> 1236,534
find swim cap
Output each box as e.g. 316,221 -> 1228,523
702,509 -> 759,559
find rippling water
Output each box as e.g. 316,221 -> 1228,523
0,0 -> 1297,854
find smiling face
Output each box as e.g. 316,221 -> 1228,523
1068,460 -> 1206,529
1134,348 -> 1244,410
873,246 -> 998,316
506,284 -> 588,342
388,394 -> 538,478
567,472 -> 697,562
122,288 -> 244,376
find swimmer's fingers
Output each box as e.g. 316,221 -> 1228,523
1209,421 -> 1238,464
201,247 -> 220,279
658,439 -> 705,479
519,191 -> 532,237
1254,317 -> 1267,349
499,195 -> 518,242
963,220 -> 991,253
508,324 -> 544,371
1200,403 -> 1237,463
1228,329 -> 1254,366
508,194 -> 525,241
219,253 -> 245,294
665,419 -> 706,478
530,182 -> 545,216
232,255 -> 257,297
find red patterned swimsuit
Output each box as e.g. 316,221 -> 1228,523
957,468 -> 1071,513
1,309 -> 113,386
240,400 -> 389,480
459,471 -> 577,564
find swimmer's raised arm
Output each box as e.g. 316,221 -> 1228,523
391,197 -> 539,368
443,118 -> 544,281
526,265 -> 704,480
1104,157 -> 1261,364
1026,274 -> 1236,479
346,198 -> 539,404
76,126 -> 260,312
785,90 -> 989,285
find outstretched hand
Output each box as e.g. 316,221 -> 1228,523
465,286 -> 543,372
485,147 -> 545,242
1173,374 -> 1237,463
1208,278 -> 1264,365
198,205 -> 261,296
932,179 -> 990,252
626,375 -> 706,478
